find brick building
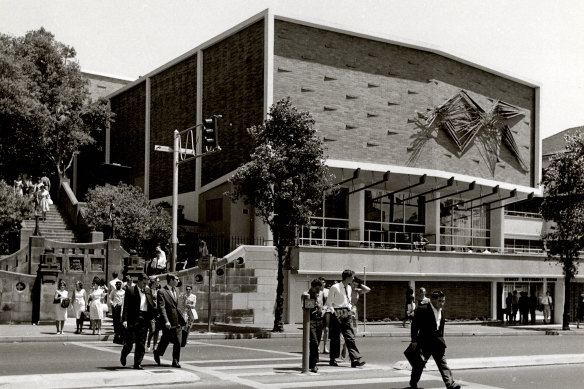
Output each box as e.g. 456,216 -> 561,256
106,9 -> 573,324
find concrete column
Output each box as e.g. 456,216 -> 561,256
425,192 -> 440,251
491,281 -> 498,320
490,205 -> 505,251
254,214 -> 273,246
348,185 -> 365,246
554,280 -> 564,324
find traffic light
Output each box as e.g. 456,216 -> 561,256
194,273 -> 204,284
202,116 -> 218,152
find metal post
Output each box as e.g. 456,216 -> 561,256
171,129 -> 179,273
207,259 -> 213,333
363,266 -> 367,333
301,295 -> 310,373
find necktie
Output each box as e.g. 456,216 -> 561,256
172,287 -> 176,300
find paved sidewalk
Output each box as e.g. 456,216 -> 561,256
1,317 -> 583,343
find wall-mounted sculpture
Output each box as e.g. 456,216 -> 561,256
412,90 -> 527,175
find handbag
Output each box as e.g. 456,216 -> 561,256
48,195 -> 53,205
61,298 -> 71,308
404,343 -> 425,369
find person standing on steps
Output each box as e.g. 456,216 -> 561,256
120,273 -> 155,370
154,273 -> 187,368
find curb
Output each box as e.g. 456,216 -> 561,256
3,328 -> 582,343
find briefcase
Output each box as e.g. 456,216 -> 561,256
404,343 -> 425,369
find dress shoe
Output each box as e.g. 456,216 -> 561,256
309,366 -> 318,373
172,361 -> 181,368
447,385 -> 461,389
328,360 -> 339,367
120,354 -> 126,367
351,360 -> 366,368
133,365 -> 144,370
153,350 -> 160,365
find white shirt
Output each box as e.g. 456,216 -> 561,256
138,288 -> 147,312
109,288 -> 125,307
430,303 -> 442,329
156,251 -> 167,269
325,282 -> 352,309
109,278 -> 121,291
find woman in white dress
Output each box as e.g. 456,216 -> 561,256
38,185 -> 51,221
54,280 -> 69,334
181,285 -> 197,345
88,281 -> 104,335
72,281 -> 87,334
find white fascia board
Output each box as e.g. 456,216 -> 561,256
326,159 -> 543,197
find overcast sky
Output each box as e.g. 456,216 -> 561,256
1,0 -> 583,139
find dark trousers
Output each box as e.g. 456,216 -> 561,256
156,326 -> 182,363
309,318 -> 323,369
410,346 -> 455,388
111,305 -> 123,338
329,310 -> 362,363
121,314 -> 149,367
511,305 -> 519,323
530,308 -> 536,324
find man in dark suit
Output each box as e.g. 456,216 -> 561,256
408,290 -> 460,389
120,273 -> 155,369
154,273 -> 186,368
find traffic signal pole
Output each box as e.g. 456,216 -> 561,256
155,118 -> 221,274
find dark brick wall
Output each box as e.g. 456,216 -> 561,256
150,55 -> 198,198
352,280 -> 491,321
202,20 -> 265,186
110,82 -> 146,187
273,20 -> 535,187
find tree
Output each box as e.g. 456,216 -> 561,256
0,28 -> 114,181
229,98 -> 334,331
83,183 -> 172,258
540,133 -> 584,330
0,180 -> 32,254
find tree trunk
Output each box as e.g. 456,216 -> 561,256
272,243 -> 285,332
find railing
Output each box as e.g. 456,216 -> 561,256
297,217 -> 350,247
505,210 -> 543,219
440,225 -> 490,252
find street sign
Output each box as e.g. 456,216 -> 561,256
154,145 -> 196,156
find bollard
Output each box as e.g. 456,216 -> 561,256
301,295 -> 315,373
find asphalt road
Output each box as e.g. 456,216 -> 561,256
1,335 -> 583,388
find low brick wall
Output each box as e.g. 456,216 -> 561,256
0,271 -> 36,323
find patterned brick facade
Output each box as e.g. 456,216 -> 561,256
273,20 -> 535,187
110,82 -> 146,187
150,55 -> 198,198
201,20 -> 265,187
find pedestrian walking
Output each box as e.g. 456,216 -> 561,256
417,287 -> 430,307
154,273 -> 187,368
181,285 -> 198,345
302,278 -> 324,373
319,277 -> 331,354
109,281 -> 125,344
151,246 -> 167,275
529,292 -> 538,324
147,277 -> 162,352
72,281 -> 87,334
40,172 -> 51,193
407,290 -> 460,389
518,291 -> 529,324
88,280 -> 105,335
511,290 -> 519,324
504,292 -> 513,324
53,280 -> 69,334
325,269 -> 366,368
120,273 -> 156,370
38,184 -> 51,221
340,276 -> 370,360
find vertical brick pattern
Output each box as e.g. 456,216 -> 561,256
202,20 -> 265,187
150,55 -> 198,198
273,21 -> 535,187
110,83 -> 146,187
356,280 -> 490,320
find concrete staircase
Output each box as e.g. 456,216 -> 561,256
22,204 -> 78,243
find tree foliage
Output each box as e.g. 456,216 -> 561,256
0,28 -> 114,181
540,133 -> 584,330
229,98 -> 334,331
83,183 -> 172,258
0,180 -> 32,254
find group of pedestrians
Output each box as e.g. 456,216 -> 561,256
304,273 -> 460,389
504,289 -> 554,325
13,172 -> 52,220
